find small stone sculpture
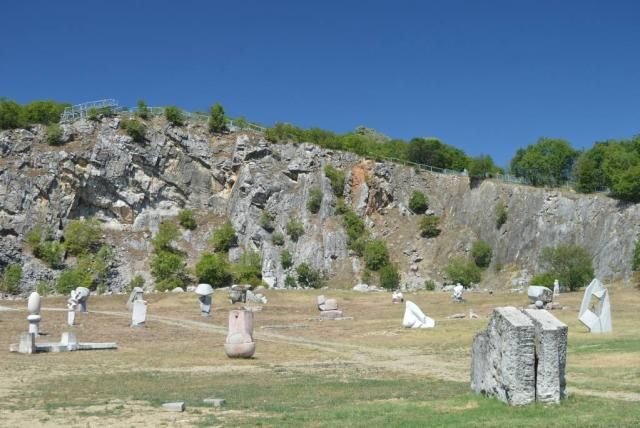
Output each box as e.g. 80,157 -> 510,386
127,287 -> 147,328
402,301 -> 435,328
224,310 -> 256,358
578,278 -> 612,333
245,289 -> 267,305
471,307 -> 567,405
527,286 -> 553,305
27,292 -> 42,336
392,291 -> 404,303
452,284 -> 464,302
195,283 -> 214,316
71,287 -> 90,313
229,285 -> 247,304
66,293 -> 78,326
317,295 -> 343,319
553,279 -> 560,296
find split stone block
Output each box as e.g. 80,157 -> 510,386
319,309 -> 343,320
471,306 -> 568,406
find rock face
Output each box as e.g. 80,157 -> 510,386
1,116 -> 639,294
471,307 -> 567,405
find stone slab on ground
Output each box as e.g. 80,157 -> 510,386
203,398 -> 225,407
162,402 -> 185,412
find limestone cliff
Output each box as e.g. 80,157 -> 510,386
0,115 -> 638,294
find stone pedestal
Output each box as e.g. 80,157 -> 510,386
27,314 -> 41,336
67,310 -> 76,326
199,295 -> 212,317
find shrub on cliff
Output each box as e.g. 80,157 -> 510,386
446,257 -> 482,286
471,240 -> 493,268
211,221 -> 237,252
408,191 -> 428,213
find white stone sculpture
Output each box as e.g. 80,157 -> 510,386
195,283 -> 213,316
27,292 -> 42,336
392,291 -> 404,303
229,285 -> 247,304
71,287 -> 90,312
402,301 -> 435,329
126,287 -> 145,311
578,279 -> 612,333
553,280 -> 560,297
131,300 -> 147,328
528,286 -> 553,304
452,284 -> 464,302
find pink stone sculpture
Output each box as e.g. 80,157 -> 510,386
224,310 -> 256,358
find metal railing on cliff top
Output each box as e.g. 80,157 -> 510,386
61,99 -> 603,193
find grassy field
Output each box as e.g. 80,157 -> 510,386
1,286 -> 639,427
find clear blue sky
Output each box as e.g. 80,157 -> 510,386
1,0 -> 639,166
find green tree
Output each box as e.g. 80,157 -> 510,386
231,252 -> 262,285
45,124 -> 63,146
286,219 -> 305,242
195,252 -> 231,288
633,239 -> 640,271
64,218 -> 101,256
296,263 -> 323,288
56,267 -> 92,294
363,240 -> 389,271
379,263 -> 400,290
408,137 -> 469,170
152,250 -> 188,291
419,216 -> 441,238
0,264 -> 22,294
284,274 -> 296,288
324,165 -> 346,196
307,187 -> 323,213
446,257 -> 482,286
178,209 -> 197,230
125,274 -> 145,293
164,106 -> 184,126
208,102 -> 226,133
152,221 -> 180,252
22,100 -> 67,125
136,99 -> 150,119
36,241 -> 65,268
281,250 -> 293,269
495,202 -> 508,228
510,138 -> 578,186
121,119 -> 146,143
0,98 -> 25,129
211,221 -> 237,252
469,155 -> 501,179
537,245 -> 594,291
408,191 -> 428,213
471,240 -> 492,268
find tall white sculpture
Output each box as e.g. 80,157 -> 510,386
27,292 -> 42,336
452,284 -> 464,302
127,287 -> 147,328
402,301 -> 435,329
578,279 -> 612,333
553,279 -> 560,297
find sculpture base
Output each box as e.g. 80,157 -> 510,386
224,342 -> 256,358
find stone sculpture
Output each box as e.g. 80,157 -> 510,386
229,285 -> 247,304
126,287 -> 145,311
127,287 -> 147,328
471,307 -> 567,405
10,331 -> 117,354
527,285 -> 553,305
553,279 -> 560,296
66,293 -> 77,326
245,289 -> 267,305
317,295 -> 343,320
392,291 -> 404,303
71,287 -> 90,312
452,284 -> 464,302
195,283 -> 214,316
578,278 -> 612,333
224,310 -> 256,358
402,301 -> 435,329
27,292 -> 42,336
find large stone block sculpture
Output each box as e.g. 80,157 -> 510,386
527,286 -> 553,304
578,278 -> 612,333
471,307 -> 567,405
317,295 -> 343,320
402,301 -> 435,329
224,310 -> 256,358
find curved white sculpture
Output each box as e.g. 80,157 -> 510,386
578,279 -> 612,333
195,283 -> 214,296
27,292 -> 41,314
402,301 -> 435,329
